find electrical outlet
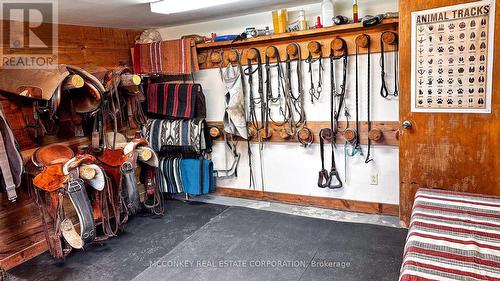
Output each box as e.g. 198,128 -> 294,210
370,174 -> 378,185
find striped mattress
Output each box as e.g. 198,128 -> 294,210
399,188 -> 500,281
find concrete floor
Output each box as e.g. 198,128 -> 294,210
9,196 -> 406,281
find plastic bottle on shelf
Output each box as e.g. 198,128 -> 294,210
321,0 -> 335,27
353,0 -> 359,23
298,9 -> 308,30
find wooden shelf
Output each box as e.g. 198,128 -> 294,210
197,18 -> 399,49
196,18 -> 399,69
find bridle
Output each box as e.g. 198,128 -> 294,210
306,41 -> 323,103
380,31 -> 399,98
317,128 -> 342,189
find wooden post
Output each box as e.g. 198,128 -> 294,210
61,74 -> 84,91
120,74 -> 141,86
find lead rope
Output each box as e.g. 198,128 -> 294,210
365,38 -> 374,163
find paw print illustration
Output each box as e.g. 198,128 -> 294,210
479,76 -> 485,83
448,23 -> 455,29
458,45 -> 465,52
469,66 -> 475,73
479,55 -> 486,62
428,78 -> 433,85
447,89 -> 453,95
459,22 -> 466,28
459,33 -> 465,39
470,20 -> 476,27
437,98 -> 443,104
469,77 -> 475,83
469,88 -> 475,94
469,44 -> 475,50
468,98 -> 474,103
419,89 -> 424,95
470,32 -> 476,39
437,78 -> 444,84
439,35 -> 443,42
448,35 -> 454,41
480,42 -> 486,49
478,98 -> 484,105
448,69 -> 454,75
428,69 -> 433,75
481,18 -> 486,26
427,97 -> 433,104
437,89 -> 443,95
448,58 -> 454,64
428,89 -> 433,95
458,57 -> 464,63
457,88 -> 464,95
478,87 -> 485,94
447,99 -> 453,105
469,56 -> 475,62
437,68 -> 444,74
428,47 -> 434,52
437,46 -> 444,53
447,78 -> 454,84
448,46 -> 455,52
457,78 -> 463,85
428,25 -> 434,31
479,66 -> 485,72
458,67 -> 465,74
481,31 -> 486,38
458,99 -> 463,105
418,99 -> 423,105
438,24 -> 445,31
438,59 -> 444,64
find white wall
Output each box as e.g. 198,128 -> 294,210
158,1 -> 400,205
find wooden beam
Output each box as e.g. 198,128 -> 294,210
214,187 -> 399,216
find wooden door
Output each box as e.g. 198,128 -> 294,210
399,0 -> 500,226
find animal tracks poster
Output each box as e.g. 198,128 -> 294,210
411,1 -> 496,113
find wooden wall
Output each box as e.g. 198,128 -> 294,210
0,20 -> 140,269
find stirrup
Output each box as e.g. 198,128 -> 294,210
328,169 -> 343,189
317,169 -> 330,188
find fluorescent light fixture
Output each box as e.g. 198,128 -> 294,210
151,0 -> 240,14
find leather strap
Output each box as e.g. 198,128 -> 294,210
120,161 -> 141,215
0,131 -> 16,201
66,177 -> 96,244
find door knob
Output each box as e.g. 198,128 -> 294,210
402,120 -> 412,129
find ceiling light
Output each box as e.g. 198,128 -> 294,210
150,0 -> 241,15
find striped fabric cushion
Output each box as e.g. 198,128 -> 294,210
399,188 -> 500,281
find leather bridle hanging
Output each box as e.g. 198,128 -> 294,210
380,31 -> 399,98
305,41 -> 323,103
330,38 -> 348,138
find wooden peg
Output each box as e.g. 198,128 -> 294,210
62,74 -> 84,91
247,48 -> 259,60
343,129 -> 356,143
120,74 -> 141,86
307,41 -> 321,54
274,127 -> 291,139
368,128 -> 383,141
355,34 -> 370,48
79,166 -> 96,180
210,52 -> 222,63
260,129 -> 273,139
198,53 -> 207,65
286,44 -> 298,57
265,46 -> 278,58
209,126 -> 222,138
248,127 -> 258,139
137,148 -> 152,162
228,51 -> 239,63
381,31 -> 397,45
330,38 -> 345,52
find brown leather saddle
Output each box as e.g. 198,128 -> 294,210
97,137 -> 160,220
0,65 -> 104,137
31,144 -> 106,258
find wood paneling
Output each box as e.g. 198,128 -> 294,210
0,21 -> 140,269
208,121 -> 400,146
398,0 -> 500,226
215,187 -> 399,216
197,19 -> 398,69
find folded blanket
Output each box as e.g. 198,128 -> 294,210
143,119 -> 206,153
132,39 -> 199,75
180,159 -> 214,196
147,83 -> 204,119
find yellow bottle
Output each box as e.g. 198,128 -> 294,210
278,9 -> 288,33
272,11 -> 280,34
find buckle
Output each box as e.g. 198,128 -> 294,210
67,179 -> 84,193
6,184 -> 17,202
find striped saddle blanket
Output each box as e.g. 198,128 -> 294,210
146,83 -> 205,119
143,118 -> 206,153
399,188 -> 500,281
